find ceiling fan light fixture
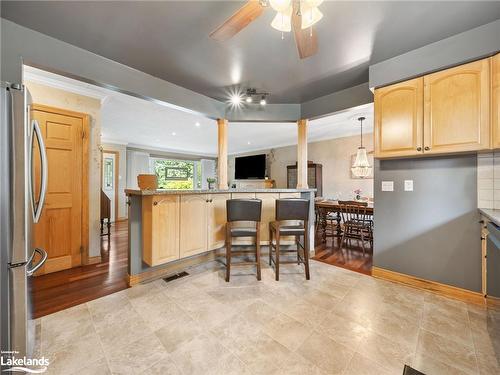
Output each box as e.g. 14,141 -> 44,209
269,0 -> 292,12
271,7 -> 293,32
301,6 -> 323,30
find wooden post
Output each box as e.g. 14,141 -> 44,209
217,118 -> 228,189
297,119 -> 308,189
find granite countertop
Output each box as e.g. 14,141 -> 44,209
479,208 -> 500,226
125,188 -> 317,196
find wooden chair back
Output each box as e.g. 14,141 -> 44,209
338,200 -> 370,226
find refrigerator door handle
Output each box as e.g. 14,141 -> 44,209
30,119 -> 48,223
26,248 -> 47,276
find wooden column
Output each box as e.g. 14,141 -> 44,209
297,119 -> 308,189
217,118 -> 228,189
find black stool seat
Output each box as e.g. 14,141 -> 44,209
225,199 -> 263,282
230,227 -> 258,237
270,223 -> 305,236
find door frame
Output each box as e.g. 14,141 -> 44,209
31,104 -> 91,264
101,149 -> 120,223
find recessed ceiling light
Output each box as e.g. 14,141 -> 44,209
260,96 -> 267,106
172,132 -> 176,136
247,141 -> 251,145
245,96 -> 253,103
195,122 -> 200,127
230,94 -> 242,106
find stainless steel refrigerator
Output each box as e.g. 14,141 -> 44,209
1,82 -> 48,367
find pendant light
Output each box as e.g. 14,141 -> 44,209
351,117 -> 372,178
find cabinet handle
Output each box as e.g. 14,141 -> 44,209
424,146 -> 430,151
153,201 -> 158,206
416,147 -> 422,151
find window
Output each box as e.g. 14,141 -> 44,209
151,158 -> 199,190
103,157 -> 114,190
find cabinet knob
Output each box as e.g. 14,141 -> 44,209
416,147 -> 422,151
424,146 -> 430,151
153,201 -> 158,206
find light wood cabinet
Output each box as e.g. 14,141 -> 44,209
423,59 -> 490,154
207,193 -> 230,250
256,192 -> 280,243
493,54 -> 500,149
142,195 -> 180,267
180,194 -> 208,258
374,77 -> 423,158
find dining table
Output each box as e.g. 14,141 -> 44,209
315,200 -> 374,243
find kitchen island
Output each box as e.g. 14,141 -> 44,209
125,188 -> 316,285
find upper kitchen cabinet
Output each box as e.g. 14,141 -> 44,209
493,54 -> 500,149
423,59 -> 490,154
374,77 -> 423,158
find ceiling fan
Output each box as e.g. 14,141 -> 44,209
210,0 -> 324,59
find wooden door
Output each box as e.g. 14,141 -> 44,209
374,77 -> 423,158
493,54 -> 500,149
32,106 -> 88,275
207,193 -> 230,250
256,192 -> 280,244
179,194 -> 208,258
423,58 -> 490,154
142,195 -> 180,266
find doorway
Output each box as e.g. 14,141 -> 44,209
102,150 -> 119,223
31,104 -> 89,275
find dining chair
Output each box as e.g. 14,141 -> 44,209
338,200 -> 372,255
269,198 -> 310,281
225,199 -> 262,282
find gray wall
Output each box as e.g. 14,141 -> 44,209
369,19 -> 500,89
373,154 -> 481,292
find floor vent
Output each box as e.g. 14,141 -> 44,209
163,271 -> 189,283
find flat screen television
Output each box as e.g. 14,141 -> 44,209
235,154 -> 266,179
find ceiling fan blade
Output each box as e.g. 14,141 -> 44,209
292,6 -> 318,59
210,1 -> 264,41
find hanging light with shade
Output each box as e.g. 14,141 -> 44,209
351,117 -> 372,178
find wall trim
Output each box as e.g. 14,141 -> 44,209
372,266 -> 486,305
86,256 -> 102,265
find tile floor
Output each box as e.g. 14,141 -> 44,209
36,260 -> 500,375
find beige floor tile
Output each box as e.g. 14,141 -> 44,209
262,312 -> 313,351
154,314 -> 204,353
70,358 -> 110,375
96,312 -> 152,352
361,330 -> 414,373
44,333 -> 104,375
413,351 -> 475,375
370,308 -> 421,348
141,357 -> 182,375
476,350 -> 500,375
232,332 -> 292,374
270,353 -> 328,375
89,300 -> 138,332
318,313 -> 369,351
416,329 -> 478,375
298,331 -> 354,374
343,352 -> 394,375
211,311 -> 264,350
105,333 -> 169,375
124,279 -> 163,302
86,290 -> 129,317
421,306 -> 474,348
169,333 -> 233,375
131,292 -> 186,331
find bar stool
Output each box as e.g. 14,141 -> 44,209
269,198 -> 310,281
225,199 -> 263,282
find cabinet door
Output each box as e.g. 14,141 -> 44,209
256,192 -> 280,244
493,54 -> 500,149
180,194 -> 208,258
207,193 -> 230,250
142,195 -> 180,266
374,77 -> 423,158
423,59 -> 490,154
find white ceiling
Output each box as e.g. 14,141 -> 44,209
24,66 -> 373,157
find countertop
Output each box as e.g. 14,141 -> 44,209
125,188 -> 317,196
479,208 -> 500,226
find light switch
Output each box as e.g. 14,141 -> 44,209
404,180 -> 414,191
381,181 -> 394,192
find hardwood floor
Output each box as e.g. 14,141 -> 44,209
31,220 -> 129,318
313,234 -> 373,275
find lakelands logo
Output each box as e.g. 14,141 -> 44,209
1,351 -> 49,373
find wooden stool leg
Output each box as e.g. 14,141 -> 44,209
100,219 -> 104,234
269,227 -> 273,266
304,225 -> 310,280
256,222 -> 261,281
275,231 -> 280,281
226,225 -> 231,282
107,220 -> 111,240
